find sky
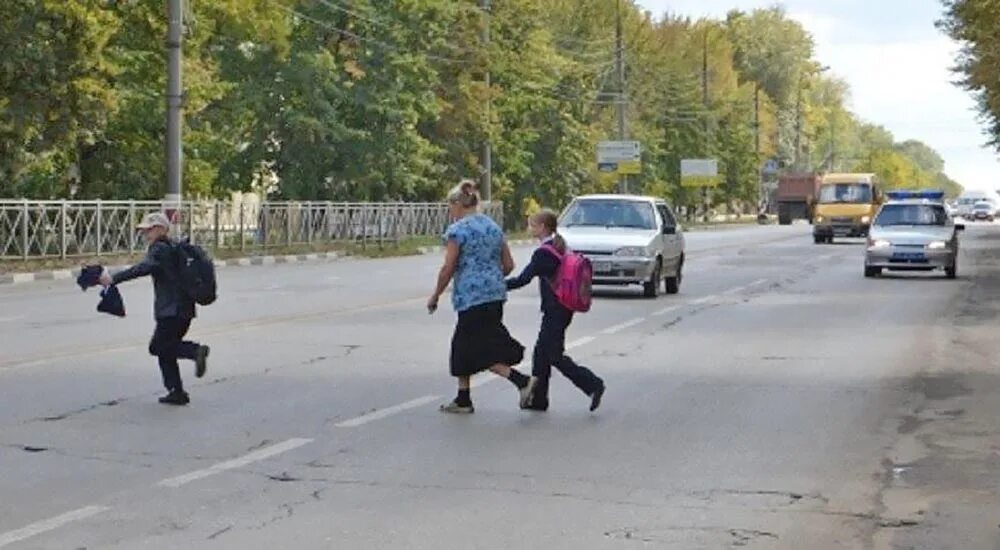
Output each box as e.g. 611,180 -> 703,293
635,0 -> 1000,192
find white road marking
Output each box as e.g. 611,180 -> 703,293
157,438 -> 313,488
0,505 -> 110,548
567,336 -> 596,349
601,318 -> 645,335
652,305 -> 680,317
691,295 -> 718,304
335,395 -> 441,428
0,316 -> 23,323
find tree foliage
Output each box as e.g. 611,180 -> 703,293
0,0 -> 962,210
940,0 -> 1000,151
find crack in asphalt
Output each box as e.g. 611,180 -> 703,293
18,348 -> 359,427
605,526 -> 780,546
2,442 -> 158,468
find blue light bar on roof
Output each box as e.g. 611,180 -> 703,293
886,190 -> 945,201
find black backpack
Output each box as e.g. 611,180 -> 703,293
174,240 -> 217,306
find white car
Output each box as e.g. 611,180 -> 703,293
864,191 -> 963,279
559,194 -> 685,298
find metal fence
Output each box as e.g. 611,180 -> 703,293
0,200 -> 503,260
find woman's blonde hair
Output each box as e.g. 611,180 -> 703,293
447,179 -> 480,209
531,208 -> 567,254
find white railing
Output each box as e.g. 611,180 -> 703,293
0,200 -> 504,260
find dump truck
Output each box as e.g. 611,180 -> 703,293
776,173 -> 822,225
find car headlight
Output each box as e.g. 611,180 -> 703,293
869,239 -> 892,248
614,246 -> 647,257
861,216 -> 871,224
815,216 -> 825,223
927,241 -> 947,250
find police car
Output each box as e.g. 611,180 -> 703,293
864,190 -> 964,279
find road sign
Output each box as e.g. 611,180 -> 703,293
762,159 -> 779,176
617,160 -> 641,174
597,141 -> 642,175
680,159 -> 720,187
597,141 -> 641,163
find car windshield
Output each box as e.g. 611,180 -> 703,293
818,184 -> 873,204
874,204 -> 948,226
562,200 -> 657,230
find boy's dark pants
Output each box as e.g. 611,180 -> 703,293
149,317 -> 198,392
532,308 -> 604,406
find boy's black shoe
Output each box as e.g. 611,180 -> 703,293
159,390 -> 190,406
195,346 -> 210,378
590,385 -> 605,412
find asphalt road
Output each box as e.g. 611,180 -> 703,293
1,223 -> 998,549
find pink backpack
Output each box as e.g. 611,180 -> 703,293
541,244 -> 593,313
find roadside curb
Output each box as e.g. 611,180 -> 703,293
0,239 -> 536,287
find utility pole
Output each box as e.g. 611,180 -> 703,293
794,83 -> 802,170
755,85 -> 763,211
829,113 -> 837,172
615,0 -> 628,193
701,27 -> 710,221
166,0 -> 184,220
479,0 -> 492,202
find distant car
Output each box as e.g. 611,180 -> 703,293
955,198 -> 978,219
972,202 -> 995,222
864,191 -> 963,279
559,195 -> 685,298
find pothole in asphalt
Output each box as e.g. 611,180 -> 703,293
908,374 -> 970,401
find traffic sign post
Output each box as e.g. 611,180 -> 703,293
762,158 -> 779,176
597,141 -> 642,191
681,159 -> 720,222
680,159 -> 720,187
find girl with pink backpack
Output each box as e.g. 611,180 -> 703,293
506,209 -> 605,412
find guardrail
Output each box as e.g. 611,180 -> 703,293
0,200 -> 503,260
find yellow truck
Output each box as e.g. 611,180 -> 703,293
812,173 -> 882,244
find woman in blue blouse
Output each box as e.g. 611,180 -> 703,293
428,180 -> 536,413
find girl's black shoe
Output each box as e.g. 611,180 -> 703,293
159,390 -> 190,406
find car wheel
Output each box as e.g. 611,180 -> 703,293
864,265 -> 882,278
813,235 -> 824,244
664,256 -> 683,295
643,260 -> 662,298
946,263 -> 957,279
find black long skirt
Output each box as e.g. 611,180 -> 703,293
449,301 -> 525,377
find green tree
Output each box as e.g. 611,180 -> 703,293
940,0 -> 1000,150
0,0 -> 120,198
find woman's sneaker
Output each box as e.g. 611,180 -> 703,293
440,401 -> 474,414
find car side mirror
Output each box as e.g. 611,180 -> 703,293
956,224 -> 966,231
663,225 -> 677,235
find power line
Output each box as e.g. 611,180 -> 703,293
269,1 -> 469,65
314,0 -> 386,29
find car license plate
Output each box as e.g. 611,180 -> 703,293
893,252 -> 926,261
592,260 -> 611,273
834,228 -> 851,236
